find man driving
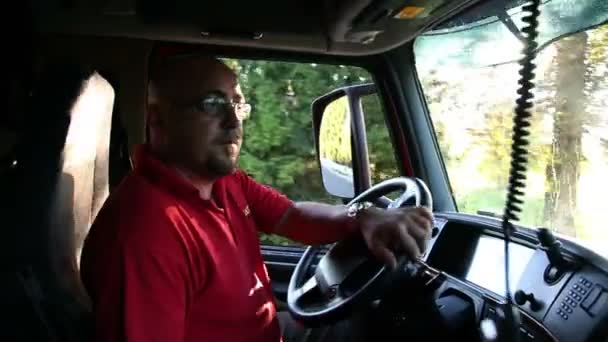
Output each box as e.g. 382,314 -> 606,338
80,47 -> 433,342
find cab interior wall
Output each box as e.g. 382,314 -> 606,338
28,34 -> 387,154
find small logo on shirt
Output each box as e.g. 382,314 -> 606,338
243,205 -> 251,217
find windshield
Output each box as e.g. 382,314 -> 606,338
414,0 -> 608,255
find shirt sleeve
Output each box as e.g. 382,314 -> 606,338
236,170 -> 294,234
91,213 -> 195,342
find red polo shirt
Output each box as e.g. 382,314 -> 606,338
80,145 -> 294,342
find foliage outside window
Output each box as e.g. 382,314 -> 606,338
361,94 -> 400,185
415,21 -> 608,255
224,60 -> 398,246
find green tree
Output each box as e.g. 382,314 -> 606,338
586,26 -> 608,159
226,59 -> 395,204
230,60 -> 366,201
361,94 -> 401,184
222,60 -> 383,244
543,32 -> 588,236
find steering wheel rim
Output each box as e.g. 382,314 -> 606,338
286,177 -> 432,325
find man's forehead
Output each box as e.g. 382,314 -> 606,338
164,56 -> 235,81
153,55 -> 240,98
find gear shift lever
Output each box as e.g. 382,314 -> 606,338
537,228 -> 570,283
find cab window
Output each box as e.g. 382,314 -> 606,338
414,14 -> 608,250
226,59 -> 399,246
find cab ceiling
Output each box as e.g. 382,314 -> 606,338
30,0 -> 485,56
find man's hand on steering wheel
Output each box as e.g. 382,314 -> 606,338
356,206 -> 433,270
288,177 -> 434,323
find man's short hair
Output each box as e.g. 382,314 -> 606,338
145,43 -> 224,141
148,42 -> 221,85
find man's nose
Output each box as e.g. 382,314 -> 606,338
222,105 -> 241,129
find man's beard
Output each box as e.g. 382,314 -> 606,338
204,128 -> 242,178
205,150 -> 238,178
183,128 -> 242,179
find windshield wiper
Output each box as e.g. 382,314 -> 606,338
498,10 -> 526,43
477,210 -> 504,219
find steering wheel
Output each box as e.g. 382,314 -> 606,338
287,177 -> 433,325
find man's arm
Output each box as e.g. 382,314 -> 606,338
272,202 -> 358,245
273,202 -> 433,269
237,171 -> 433,269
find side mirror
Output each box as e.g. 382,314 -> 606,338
312,83 -> 376,199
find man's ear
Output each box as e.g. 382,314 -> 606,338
146,103 -> 166,148
147,104 -> 162,127
146,78 -> 163,127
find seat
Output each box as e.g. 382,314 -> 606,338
0,62 -> 115,341
107,82 -> 133,190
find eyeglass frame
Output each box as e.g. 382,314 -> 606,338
174,90 -> 252,121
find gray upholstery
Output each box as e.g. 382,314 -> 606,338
47,71 -> 114,306
0,65 -> 114,341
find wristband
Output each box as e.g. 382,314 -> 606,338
346,201 -> 373,218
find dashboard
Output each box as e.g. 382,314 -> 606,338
412,212 -> 608,342
465,235 -> 535,297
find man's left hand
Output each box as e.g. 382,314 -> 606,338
357,206 -> 433,269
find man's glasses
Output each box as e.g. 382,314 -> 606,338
196,93 -> 251,121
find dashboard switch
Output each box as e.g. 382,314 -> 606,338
581,285 -> 605,316
579,277 -> 593,288
556,309 -> 569,320
515,290 -> 543,312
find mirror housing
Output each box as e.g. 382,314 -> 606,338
312,83 -> 376,199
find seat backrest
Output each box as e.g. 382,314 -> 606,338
47,66 -> 114,299
1,62 -> 114,341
